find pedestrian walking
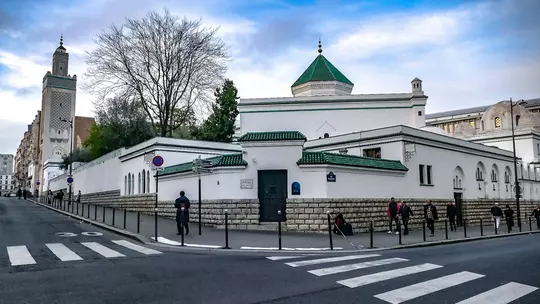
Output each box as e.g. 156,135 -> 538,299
57,190 -> 64,208
531,205 -> 540,230
504,205 -> 514,233
22,189 -> 27,200
17,188 -> 21,200
175,191 -> 190,235
398,201 -> 413,235
490,202 -> 503,230
76,190 -> 81,204
387,197 -> 400,234
47,190 -> 53,205
424,200 -> 438,237
446,201 -> 457,231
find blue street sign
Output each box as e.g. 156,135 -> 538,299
67,177 -> 74,184
152,155 -> 164,167
36,181 -> 40,185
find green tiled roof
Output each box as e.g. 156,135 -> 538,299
297,152 -> 408,171
238,131 -> 307,142
292,55 -> 353,87
159,154 -> 247,176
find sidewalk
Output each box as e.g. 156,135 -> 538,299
49,201 -> 540,250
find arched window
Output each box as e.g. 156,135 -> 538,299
131,173 -> 135,195
494,117 -> 501,128
124,176 -> 127,195
323,133 -> 330,138
147,171 -> 150,193
142,169 -> 146,194
127,174 -> 131,195
138,173 -> 141,194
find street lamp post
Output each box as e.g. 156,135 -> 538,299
60,118 -> 74,207
509,98 -> 526,231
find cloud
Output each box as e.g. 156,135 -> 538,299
0,120 -> 28,155
0,0 -> 539,155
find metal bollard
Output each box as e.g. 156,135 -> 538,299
102,206 -> 106,222
87,203 -> 90,218
224,209 -> 230,249
180,207 -> 185,246
81,204 -> 85,217
463,219 -> 467,238
76,202 -> 79,215
112,208 -> 116,226
422,220 -> 426,242
530,217 -> 533,231
94,205 -> 97,221
123,209 -> 127,229
480,219 -> 484,236
445,220 -> 448,240
137,212 -> 140,233
495,220 -> 498,235
369,221 -> 374,248
398,219 -> 402,245
327,211 -> 334,250
277,210 -> 282,250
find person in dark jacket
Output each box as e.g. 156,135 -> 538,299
504,205 -> 514,232
333,214 -> 353,235
17,189 -> 21,200
175,191 -> 191,235
446,202 -> 457,231
490,202 -> 503,230
424,200 -> 438,237
398,201 -> 413,235
22,188 -> 27,200
387,197 -> 400,234
531,205 -> 540,230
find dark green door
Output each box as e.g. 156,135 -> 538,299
258,170 -> 287,222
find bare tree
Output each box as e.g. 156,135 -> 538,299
83,9 -> 229,137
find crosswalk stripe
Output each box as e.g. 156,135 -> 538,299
455,282 -> 539,304
374,271 -> 485,304
308,257 -> 408,277
266,256 -> 307,261
112,240 -> 162,255
7,246 -> 36,266
337,263 -> 443,288
81,242 -> 126,258
285,254 -> 381,267
46,243 -> 83,261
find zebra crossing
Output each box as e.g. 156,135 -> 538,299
266,254 -> 539,303
4,240 -> 162,267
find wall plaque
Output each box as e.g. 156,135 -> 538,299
291,181 -> 301,195
327,172 -> 336,182
240,179 -> 254,189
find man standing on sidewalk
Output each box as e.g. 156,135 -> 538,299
398,201 -> 413,235
175,191 -> 190,235
424,200 -> 438,237
490,202 -> 503,230
387,197 -> 400,234
446,202 -> 457,231
531,205 -> 540,230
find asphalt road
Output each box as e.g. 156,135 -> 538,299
1,196 -> 539,304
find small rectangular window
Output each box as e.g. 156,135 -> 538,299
419,165 -> 425,184
427,165 -> 432,184
418,111 -> 422,116
363,147 -> 381,158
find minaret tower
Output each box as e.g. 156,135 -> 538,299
38,36 -> 77,193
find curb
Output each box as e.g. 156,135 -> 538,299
28,199 -> 540,254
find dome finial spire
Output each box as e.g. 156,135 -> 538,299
60,34 -> 64,46
318,38 -> 322,54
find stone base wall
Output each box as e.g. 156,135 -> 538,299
286,198 -> 540,233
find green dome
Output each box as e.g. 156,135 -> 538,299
292,54 -> 353,88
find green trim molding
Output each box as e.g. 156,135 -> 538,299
292,55 -> 353,87
240,105 -> 425,114
159,154 -> 247,176
238,131 -> 307,142
297,151 -> 409,171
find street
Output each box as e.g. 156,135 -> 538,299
1,196 -> 539,304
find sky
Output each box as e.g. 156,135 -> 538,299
0,0 -> 539,154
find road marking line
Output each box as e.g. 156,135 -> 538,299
112,240 -> 162,255
308,258 -> 408,276
374,271 -> 485,304
81,242 -> 126,258
152,236 -> 223,248
7,246 -> 37,266
285,254 -> 381,267
266,256 -> 307,261
46,243 -> 83,261
337,263 -> 443,288
455,282 -> 539,304
241,246 -> 343,250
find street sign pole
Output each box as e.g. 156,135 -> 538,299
151,155 -> 164,243
192,156 -> 212,236
198,159 -> 202,236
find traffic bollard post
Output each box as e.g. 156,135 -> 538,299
87,203 -> 90,218
81,204 -> 85,217
76,202 -> 79,215
327,211 -> 334,250
180,207 -> 185,246
123,209 -> 127,229
495,220 -> 498,235
422,220 -> 426,242
94,205 -> 97,221
112,208 -> 116,226
530,217 -> 533,231
102,206 -> 106,223
369,221 -> 374,248
137,212 -> 140,233
445,220 -> 448,240
463,219 -> 467,238
398,219 -> 402,245
277,210 -> 282,250
480,219 -> 483,236
224,209 -> 230,249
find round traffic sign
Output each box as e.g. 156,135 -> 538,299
67,176 -> 74,184
152,155 -> 164,167
36,181 -> 40,185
